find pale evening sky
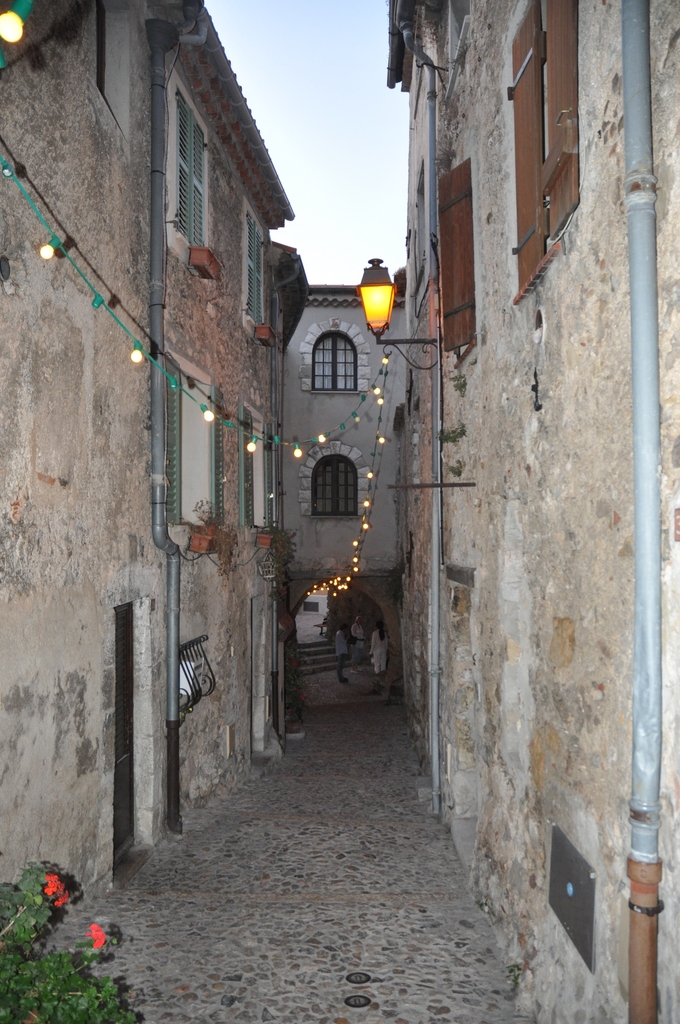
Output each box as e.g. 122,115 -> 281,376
208,0 -> 410,287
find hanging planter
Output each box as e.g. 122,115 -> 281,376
256,531 -> 273,548
188,523 -> 217,553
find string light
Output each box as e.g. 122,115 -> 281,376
294,444 -> 303,458
382,356 -> 389,365
363,499 -> 370,507
378,436 -> 386,444
317,433 -> 327,443
353,566 -> 359,572
200,404 -> 215,422
246,436 -> 257,453
40,234 -> 61,260
377,397 -> 384,405
346,576 -> 351,581
352,540 -> 359,547
352,556 -> 358,563
362,522 -> 370,531
373,386 -> 381,395
130,342 -> 144,364
0,0 -> 32,44
366,471 -> 374,479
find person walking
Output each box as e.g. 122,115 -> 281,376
370,620 -> 389,675
335,623 -> 350,683
350,615 -> 365,673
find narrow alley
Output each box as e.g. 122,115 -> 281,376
50,682 -> 518,1024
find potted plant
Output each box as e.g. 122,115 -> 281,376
189,500 -> 218,553
0,863 -> 135,1023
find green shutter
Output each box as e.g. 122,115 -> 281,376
246,214 -> 263,323
166,359 -> 182,525
264,432 -> 273,528
238,405 -> 254,527
211,385 -> 224,523
177,92 -> 205,245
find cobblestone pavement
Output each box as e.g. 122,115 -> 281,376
50,682 -> 520,1024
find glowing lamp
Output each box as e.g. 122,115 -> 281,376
373,386 -> 381,396
362,522 -> 370,531
382,356 -> 389,365
130,343 -> 144,364
363,499 -> 370,507
377,397 -> 384,406
40,234 -> 61,260
246,436 -> 257,453
352,540 -> 359,547
357,258 -> 396,339
200,404 -> 215,422
352,556 -> 358,563
366,471 -> 374,479
378,436 -> 386,444
317,433 -> 326,443
294,444 -> 303,458
353,566 -> 359,572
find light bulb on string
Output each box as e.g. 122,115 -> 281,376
246,436 -> 257,453
352,556 -> 358,563
351,412 -> 360,422
200,404 -> 215,422
130,342 -> 144,364
353,566 -> 359,572
294,444 -> 303,458
363,499 -> 370,507
367,471 -> 374,479
382,356 -> 389,365
373,386 -> 381,395
317,433 -> 327,443
40,234 -> 61,260
346,576 -> 351,581
378,436 -> 386,444
377,397 -> 384,405
362,522 -> 370,531
352,540 -> 359,547
0,11 -> 23,43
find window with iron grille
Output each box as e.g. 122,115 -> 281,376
177,91 -> 205,246
246,213 -> 263,323
312,333 -> 357,391
312,456 -> 357,516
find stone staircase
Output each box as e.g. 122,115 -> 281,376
298,638 -> 337,675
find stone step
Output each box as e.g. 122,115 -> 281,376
301,661 -> 337,675
297,640 -> 332,651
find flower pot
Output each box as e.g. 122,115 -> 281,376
189,524 -> 217,553
256,532 -> 272,548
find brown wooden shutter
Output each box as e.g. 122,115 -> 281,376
509,0 -> 545,293
542,0 -> 579,236
439,158 -> 476,353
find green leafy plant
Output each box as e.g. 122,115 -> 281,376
387,560 -> 405,608
268,528 -> 296,601
284,640 -> 306,722
506,962 -> 523,992
447,460 -> 464,478
439,423 -> 466,445
451,373 -> 467,396
0,865 -> 135,1024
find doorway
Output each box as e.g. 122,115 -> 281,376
113,602 -> 134,864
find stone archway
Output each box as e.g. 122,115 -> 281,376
298,318 -> 372,393
298,442 -> 370,516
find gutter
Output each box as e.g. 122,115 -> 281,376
146,18 -> 182,835
621,0 -> 663,1018
203,20 -> 294,224
395,0 -> 442,817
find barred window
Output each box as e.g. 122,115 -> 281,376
312,456 -> 357,516
312,333 -> 357,391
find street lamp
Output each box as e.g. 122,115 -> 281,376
357,259 -> 396,340
357,257 -> 438,370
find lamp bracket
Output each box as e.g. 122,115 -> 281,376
377,338 -> 439,371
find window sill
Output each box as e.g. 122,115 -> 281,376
310,389 -> 359,395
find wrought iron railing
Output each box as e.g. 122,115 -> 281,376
179,634 -> 216,715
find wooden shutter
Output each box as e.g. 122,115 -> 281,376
238,406 -> 254,527
246,214 -> 263,323
192,119 -> 205,246
166,359 -> 182,525
542,0 -> 579,236
211,385 -> 224,523
439,158 -> 476,353
177,93 -> 191,240
113,602 -> 134,861
509,0 -> 545,293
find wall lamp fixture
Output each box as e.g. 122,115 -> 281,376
357,257 -> 438,370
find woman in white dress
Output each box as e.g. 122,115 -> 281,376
350,615 -> 365,673
370,620 -> 389,674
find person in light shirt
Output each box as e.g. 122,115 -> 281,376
370,620 -> 389,675
350,615 -> 365,673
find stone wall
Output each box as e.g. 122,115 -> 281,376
396,0 -> 680,1019
0,0 -> 288,888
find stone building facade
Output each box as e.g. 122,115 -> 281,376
0,0 -> 304,890
283,285 -> 406,656
387,0 -> 680,1020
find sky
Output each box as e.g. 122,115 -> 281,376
209,0 -> 410,286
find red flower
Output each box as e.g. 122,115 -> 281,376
43,873 -> 69,907
86,923 -> 107,949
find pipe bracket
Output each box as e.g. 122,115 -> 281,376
629,899 -> 664,917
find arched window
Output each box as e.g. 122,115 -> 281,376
312,333 -> 357,391
312,456 -> 357,516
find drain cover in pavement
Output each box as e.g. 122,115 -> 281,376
346,972 -> 371,985
344,995 -> 372,1008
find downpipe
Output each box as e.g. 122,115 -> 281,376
400,6 -> 442,815
621,1 -> 663,1020
146,19 -> 182,835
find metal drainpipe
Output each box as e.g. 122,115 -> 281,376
399,10 -> 442,816
270,259 -> 301,734
621,1 -> 663,1020
146,19 -> 182,834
